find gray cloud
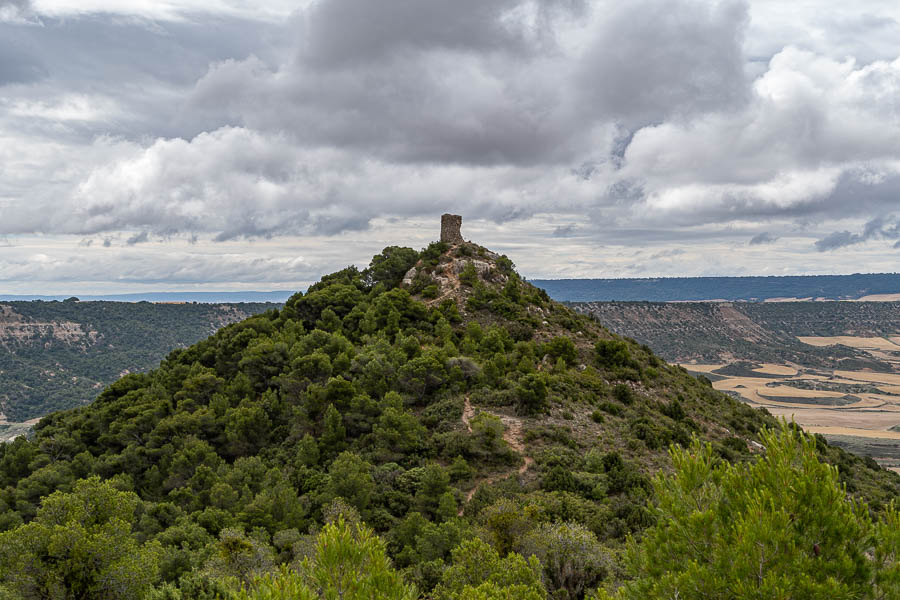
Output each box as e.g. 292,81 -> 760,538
300,0 -> 586,68
187,0 -> 749,168
578,0 -> 749,128
0,0 -> 31,16
553,224 -> 579,237
814,215 -> 900,251
749,232 -> 778,245
814,231 -> 861,252
126,231 -> 149,245
0,24 -> 46,84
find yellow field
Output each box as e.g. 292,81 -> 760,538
854,293 -> 900,302
704,357 -> 900,453
797,336 -> 900,350
799,426 -> 900,440
834,370 -> 900,386
762,406 -> 900,433
752,363 -> 798,376
757,385 -> 846,399
678,363 -> 725,373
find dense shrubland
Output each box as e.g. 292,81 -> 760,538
0,242 -> 897,599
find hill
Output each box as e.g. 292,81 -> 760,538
533,272 -> 900,302
0,235 -> 897,598
0,301 -> 277,424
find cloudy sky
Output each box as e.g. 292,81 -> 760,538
3,0 -> 900,294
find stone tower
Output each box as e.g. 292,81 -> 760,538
440,214 -> 464,244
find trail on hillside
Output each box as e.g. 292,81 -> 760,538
460,396 -> 533,510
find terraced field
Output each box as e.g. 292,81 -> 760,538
573,300 -> 900,471
681,336 -> 900,472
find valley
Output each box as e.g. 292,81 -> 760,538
574,301 -> 900,470
0,299 -> 277,438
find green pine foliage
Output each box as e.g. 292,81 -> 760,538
233,518 -> 417,600
597,424 -> 900,600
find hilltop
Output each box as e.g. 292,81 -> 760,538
0,227 -> 897,598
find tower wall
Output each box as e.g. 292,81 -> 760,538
440,214 -> 463,244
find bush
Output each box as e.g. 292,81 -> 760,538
660,398 -> 685,421
459,263 -> 479,287
516,373 -> 549,415
597,401 -> 623,417
595,339 -> 633,368
544,336 -> 577,366
422,284 -> 440,299
613,384 -> 634,405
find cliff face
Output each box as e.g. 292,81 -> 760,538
0,305 -> 100,349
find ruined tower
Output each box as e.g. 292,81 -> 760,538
440,214 -> 464,244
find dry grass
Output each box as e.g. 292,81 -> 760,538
753,363 -> 798,376
835,370 -> 900,386
762,407 -> 900,432
796,426 -> 900,440
758,385 -> 846,399
677,363 -> 725,373
797,336 -> 900,350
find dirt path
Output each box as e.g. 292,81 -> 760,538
462,395 -> 475,432
460,397 -> 533,509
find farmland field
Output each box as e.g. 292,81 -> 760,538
572,300 -> 900,471
680,335 -> 900,472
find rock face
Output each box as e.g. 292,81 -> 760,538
440,214 -> 464,244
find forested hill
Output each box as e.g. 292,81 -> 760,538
0,300 -> 276,422
0,241 -> 897,599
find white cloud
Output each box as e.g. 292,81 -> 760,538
30,0 -> 303,22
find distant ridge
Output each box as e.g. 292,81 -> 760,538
0,290 -> 295,303
532,273 -> 900,302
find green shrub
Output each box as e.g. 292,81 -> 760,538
598,401 -> 623,416
595,339 -> 633,368
613,384 -> 634,405
459,263 -> 479,287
